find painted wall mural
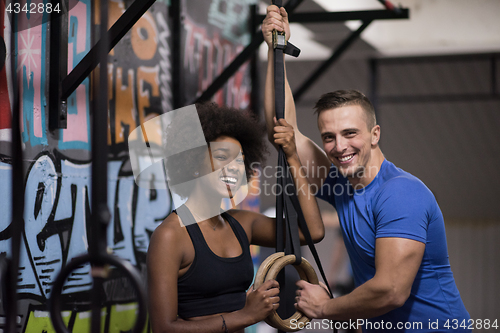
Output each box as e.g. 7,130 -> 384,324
0,0 -> 172,331
0,0 -> 12,138
182,0 -> 256,108
0,0 -> 256,332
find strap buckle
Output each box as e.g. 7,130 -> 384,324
273,30 -> 286,50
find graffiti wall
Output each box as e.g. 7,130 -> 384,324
0,0 -> 256,332
182,0 -> 255,108
0,0 -> 172,331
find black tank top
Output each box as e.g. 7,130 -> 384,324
175,206 -> 254,318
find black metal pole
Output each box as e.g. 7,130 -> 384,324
294,20 -> 372,102
249,4 -> 259,116
91,0 -> 111,267
170,0 -> 184,109
6,10 -> 24,333
491,54 -> 497,96
255,8 -> 409,24
370,58 -> 379,117
90,0 -> 110,331
48,0 -> 68,130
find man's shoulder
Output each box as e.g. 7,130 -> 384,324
375,161 -> 435,202
379,160 -> 426,188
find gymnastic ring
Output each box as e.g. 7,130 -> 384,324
254,252 -> 319,332
49,253 -> 147,333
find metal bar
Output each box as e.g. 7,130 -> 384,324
6,11 -> 23,333
249,4 -> 259,116
376,52 -> 499,65
370,58 -> 379,117
378,93 -> 500,104
48,0 -> 69,129
91,0 -> 112,264
61,0 -> 157,100
170,0 -> 184,109
256,8 -> 409,23
294,20 -> 372,102
491,54 -> 497,95
194,0 -> 305,104
90,0 -> 110,331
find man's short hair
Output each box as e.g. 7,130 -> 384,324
313,90 -> 377,130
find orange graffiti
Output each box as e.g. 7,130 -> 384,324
137,65 -> 160,126
131,12 -> 158,60
114,67 -> 136,144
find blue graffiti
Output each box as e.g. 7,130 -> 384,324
22,154 -> 59,297
58,158 -> 93,294
133,158 -> 171,255
108,161 -> 137,265
0,153 -> 171,300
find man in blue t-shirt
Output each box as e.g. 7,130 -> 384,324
263,6 -> 470,332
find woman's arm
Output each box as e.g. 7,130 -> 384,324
147,215 -> 280,333
235,119 -> 325,248
274,118 -> 325,244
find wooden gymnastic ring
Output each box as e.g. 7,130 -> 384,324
254,252 -> 319,332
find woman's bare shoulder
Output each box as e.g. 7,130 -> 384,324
149,212 -> 187,249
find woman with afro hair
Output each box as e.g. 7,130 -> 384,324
147,102 -> 325,333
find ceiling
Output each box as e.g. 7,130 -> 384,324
315,0 -> 500,56
259,0 -> 500,60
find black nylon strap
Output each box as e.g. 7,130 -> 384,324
282,151 -> 301,263
284,193 -> 300,261
284,42 -> 300,57
272,10 -> 289,329
284,169 -> 333,297
272,1 -> 330,289
274,48 -> 286,120
275,150 -> 284,252
271,4 -> 336,332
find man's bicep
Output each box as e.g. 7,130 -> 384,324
374,237 -> 425,300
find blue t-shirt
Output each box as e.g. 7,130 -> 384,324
317,160 -> 470,332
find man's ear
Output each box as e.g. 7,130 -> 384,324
371,125 -> 380,146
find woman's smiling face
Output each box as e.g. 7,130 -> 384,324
200,136 -> 246,199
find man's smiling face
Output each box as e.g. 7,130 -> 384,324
318,104 -> 380,183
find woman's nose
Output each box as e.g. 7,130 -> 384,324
225,159 -> 238,171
